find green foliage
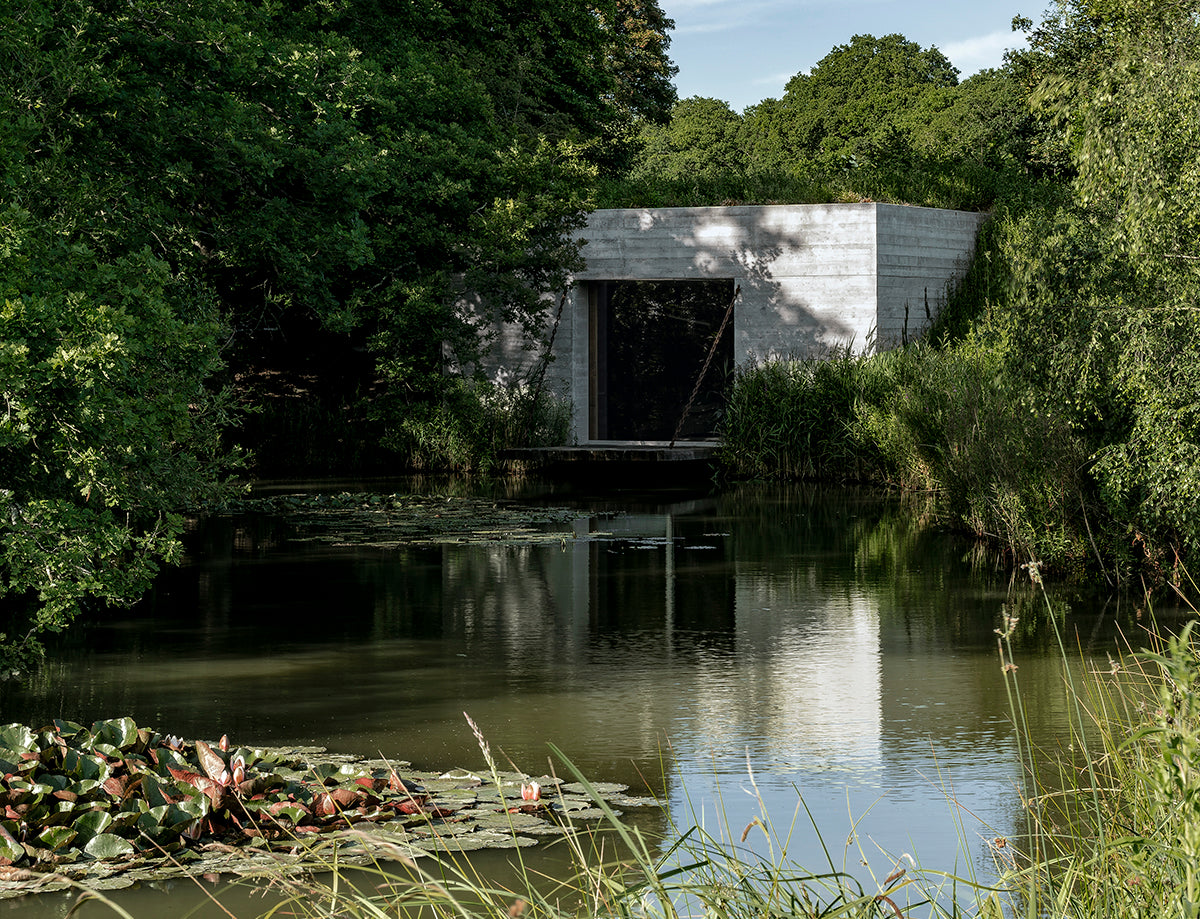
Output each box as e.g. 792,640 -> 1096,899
986,0 -> 1200,564
1000,583 -> 1200,918
722,340 -> 1090,568
857,343 -> 1089,565
718,351 -> 885,482
2,0 -> 676,425
777,33 -> 960,163
384,379 -> 572,474
0,0 -> 677,659
632,96 -> 746,180
609,34 -> 1035,213
900,68 -> 1034,167
0,207 -> 236,668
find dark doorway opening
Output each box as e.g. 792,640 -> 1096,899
590,279 -> 735,441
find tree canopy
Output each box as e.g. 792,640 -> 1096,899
0,0 -> 677,668
997,0 -> 1200,558
614,32 -> 1029,210
776,33 -> 960,162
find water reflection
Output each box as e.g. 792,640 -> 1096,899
0,482 -> 1164,916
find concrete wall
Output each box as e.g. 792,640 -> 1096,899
471,203 -> 988,444
875,205 -> 990,347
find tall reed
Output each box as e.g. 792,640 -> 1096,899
998,565 -> 1200,918
718,348 -> 885,482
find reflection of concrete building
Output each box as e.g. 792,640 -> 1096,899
442,506 -> 885,777
731,590 -> 882,768
475,204 -> 987,442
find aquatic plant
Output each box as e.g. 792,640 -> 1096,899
0,717 -> 653,901
0,719 -> 447,869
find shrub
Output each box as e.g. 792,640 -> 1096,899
856,341 -> 1089,566
385,379 -> 572,474
718,349 -> 884,482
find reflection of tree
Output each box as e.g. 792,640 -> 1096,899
717,482 -> 1142,654
440,544 -> 577,681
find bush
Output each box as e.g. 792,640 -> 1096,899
856,341 -> 1089,566
721,339 -> 1091,570
384,379 -> 572,474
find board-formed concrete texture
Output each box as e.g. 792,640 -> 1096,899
474,203 -> 988,444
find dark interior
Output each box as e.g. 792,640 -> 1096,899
591,279 -> 735,441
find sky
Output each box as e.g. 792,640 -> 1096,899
658,0 -> 1038,111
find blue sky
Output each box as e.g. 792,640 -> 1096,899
658,0 -> 1039,111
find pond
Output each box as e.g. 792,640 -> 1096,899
0,480 -> 1159,916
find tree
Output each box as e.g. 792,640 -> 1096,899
632,97 -> 746,180
899,69 -> 1033,167
996,0 -> 1200,561
0,207 -> 235,669
775,33 -> 959,163
0,0 -> 679,664
597,0 -> 679,121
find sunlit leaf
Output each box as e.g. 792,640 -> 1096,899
0,825 -> 24,864
0,724 -> 36,758
72,809 -> 113,843
195,740 -> 226,782
53,720 -> 85,738
91,718 -> 138,751
84,833 -> 135,859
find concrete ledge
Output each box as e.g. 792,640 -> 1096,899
502,442 -> 719,464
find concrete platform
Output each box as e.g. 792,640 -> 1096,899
502,441 -> 719,465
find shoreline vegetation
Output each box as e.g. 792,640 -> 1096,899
0,717 -> 657,900
4,0 -> 1199,915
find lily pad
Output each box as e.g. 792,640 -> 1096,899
0,717 -> 659,899
0,726 -> 36,759
84,834 -> 135,859
72,810 -> 113,844
36,826 -> 76,851
0,829 -> 23,865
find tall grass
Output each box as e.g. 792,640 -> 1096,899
718,348 -> 887,482
719,340 -> 1090,569
596,159 -> 1020,213
998,565 -> 1200,919
153,745 -> 994,919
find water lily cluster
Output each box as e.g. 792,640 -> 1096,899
0,718 -> 451,867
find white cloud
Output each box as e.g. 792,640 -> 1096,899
675,19 -> 742,34
753,71 -> 797,86
941,29 -> 1028,75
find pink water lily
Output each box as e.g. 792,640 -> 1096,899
520,781 -> 540,802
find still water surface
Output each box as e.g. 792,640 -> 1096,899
0,481 -> 1152,916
